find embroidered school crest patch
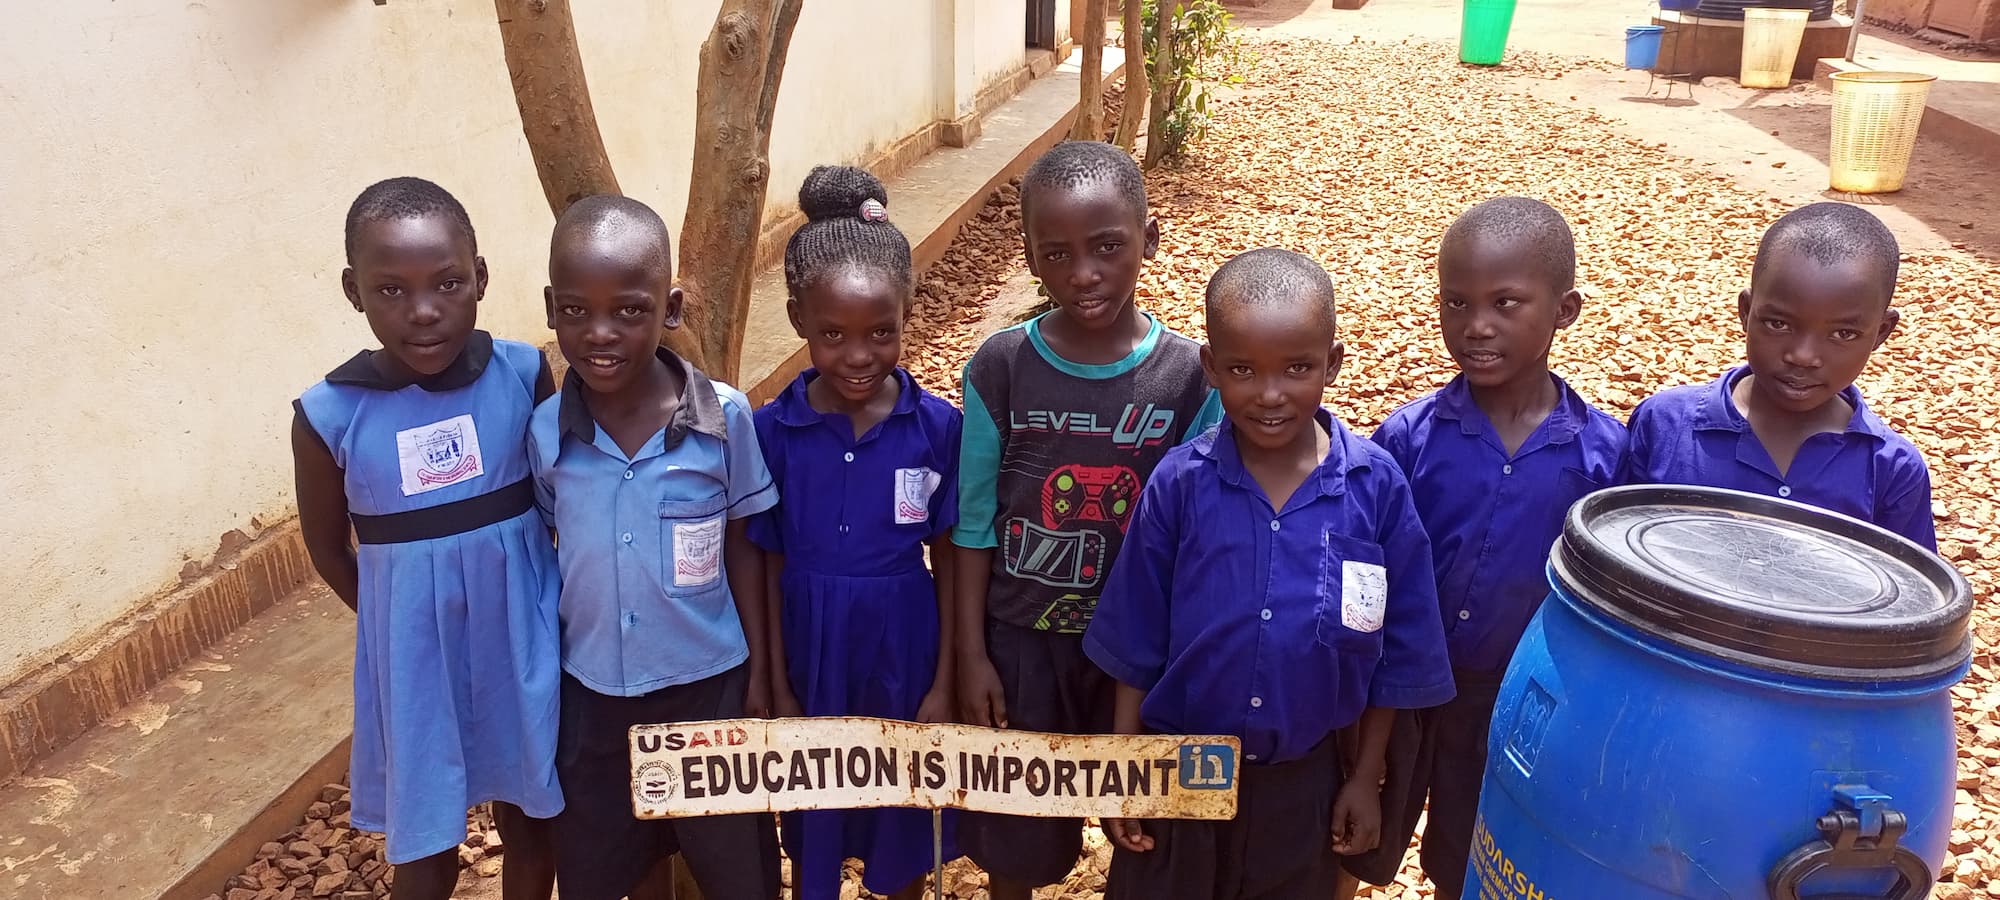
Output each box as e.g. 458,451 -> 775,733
395,414 -> 485,496
893,467 -> 941,525
673,518 -> 724,587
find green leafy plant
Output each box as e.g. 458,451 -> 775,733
1141,0 -> 1247,164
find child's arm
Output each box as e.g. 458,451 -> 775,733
1104,682 -> 1156,852
720,390 -> 781,718
725,521 -> 772,718
954,545 -> 1005,727
290,409 -> 359,611
917,537 -> 957,724
953,367 -> 1008,727
1614,398 -> 1654,485
763,550 -> 802,718
1331,706 -> 1393,855
1880,456 -> 1938,552
1083,471 -> 1183,854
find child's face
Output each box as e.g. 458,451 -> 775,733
1023,183 -> 1158,331
342,216 -> 486,377
788,269 -> 906,406
1201,298 -> 1344,455
1737,253 -> 1898,414
545,236 -> 682,396
1437,236 -> 1579,390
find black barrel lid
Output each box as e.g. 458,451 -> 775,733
1552,485 -> 1973,682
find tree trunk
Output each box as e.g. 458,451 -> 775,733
1142,0 -> 1180,169
494,0 -> 621,214
675,0 -> 805,381
1070,0 -> 1107,141
1112,0 -> 1146,151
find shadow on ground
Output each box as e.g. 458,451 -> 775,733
1721,97 -> 2000,259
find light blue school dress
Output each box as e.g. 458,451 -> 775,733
296,332 -> 563,864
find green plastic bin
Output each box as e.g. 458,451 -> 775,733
1459,0 -> 1518,65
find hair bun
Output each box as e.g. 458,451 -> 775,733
798,165 -> 890,224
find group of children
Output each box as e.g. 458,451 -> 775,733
291,139 -> 1935,900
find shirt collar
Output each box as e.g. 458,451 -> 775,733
324,329 -> 493,392
1193,407 -> 1363,501
771,367 -> 922,429
1433,373 -> 1585,446
1695,365 -> 1882,440
557,345 -> 727,448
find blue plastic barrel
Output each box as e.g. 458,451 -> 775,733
1626,25 -> 1665,69
1468,486 -> 1970,899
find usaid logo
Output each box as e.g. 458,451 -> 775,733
1176,744 -> 1236,791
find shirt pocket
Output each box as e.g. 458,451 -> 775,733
658,493 -> 728,595
1557,466 -> 1611,507
1316,531 -> 1389,653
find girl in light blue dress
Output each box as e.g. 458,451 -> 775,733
291,177 -> 561,900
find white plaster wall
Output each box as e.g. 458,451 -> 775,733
0,0 -> 1012,685
974,0 -> 1035,92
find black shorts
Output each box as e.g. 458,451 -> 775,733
1105,735 -> 1342,900
958,618 -> 1115,887
1345,671 -> 1504,897
550,667 -> 780,900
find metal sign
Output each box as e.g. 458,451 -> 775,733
629,717 -> 1240,820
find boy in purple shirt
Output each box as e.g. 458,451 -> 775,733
1085,249 -> 1454,900
1362,198 -> 1626,900
1622,202 -> 1935,550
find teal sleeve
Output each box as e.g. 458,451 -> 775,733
952,375 -> 1003,549
1180,388 -> 1225,442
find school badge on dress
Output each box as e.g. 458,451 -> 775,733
893,467 -> 941,525
394,414 -> 485,496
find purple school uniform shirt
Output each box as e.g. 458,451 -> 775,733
1373,376 -> 1626,673
1620,366 -> 1936,551
1083,411 -> 1455,765
746,368 -> 961,568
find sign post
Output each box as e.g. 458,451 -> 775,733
630,717 -> 1243,895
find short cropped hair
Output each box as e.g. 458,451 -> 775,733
1019,140 -> 1148,226
1204,247 -> 1338,336
1753,201 -> 1899,301
1439,196 -> 1576,293
344,176 -> 476,265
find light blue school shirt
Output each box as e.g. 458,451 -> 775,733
528,348 -> 779,697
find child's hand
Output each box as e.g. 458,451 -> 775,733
915,684 -> 955,724
1329,778 -> 1383,855
744,668 -> 774,719
957,655 -> 1008,728
771,682 -> 804,719
1105,817 -> 1154,853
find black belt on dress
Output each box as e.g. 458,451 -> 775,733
350,478 -> 536,545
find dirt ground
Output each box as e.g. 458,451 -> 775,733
433,5 -> 2000,899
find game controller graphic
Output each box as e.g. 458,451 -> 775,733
1035,593 -> 1097,633
1040,464 -> 1140,532
1003,518 -> 1107,589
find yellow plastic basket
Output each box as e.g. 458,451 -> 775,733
1740,8 -> 1809,89
1829,71 -> 1936,193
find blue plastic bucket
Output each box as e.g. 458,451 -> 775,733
1468,486 -> 1970,899
1625,24 -> 1665,69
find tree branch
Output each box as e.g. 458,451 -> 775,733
493,0 -> 621,214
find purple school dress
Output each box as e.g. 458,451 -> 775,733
748,368 -> 962,899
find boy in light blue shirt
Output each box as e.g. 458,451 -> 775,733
526,195 -> 780,900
